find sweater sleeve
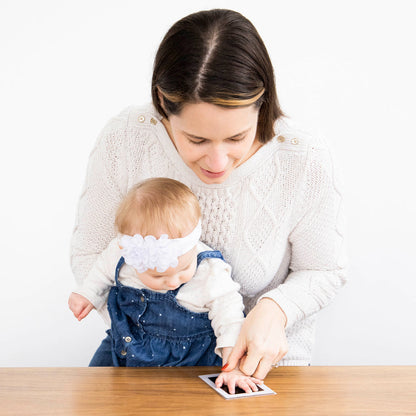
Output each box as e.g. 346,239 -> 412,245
258,141 -> 348,329
201,260 -> 245,357
70,112 -> 130,287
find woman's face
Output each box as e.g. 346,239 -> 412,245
163,102 -> 261,184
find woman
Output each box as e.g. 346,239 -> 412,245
70,9 -> 347,379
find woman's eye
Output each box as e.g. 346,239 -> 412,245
229,136 -> 246,143
188,139 -> 206,145
187,135 -> 246,145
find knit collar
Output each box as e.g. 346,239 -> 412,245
150,104 -> 281,189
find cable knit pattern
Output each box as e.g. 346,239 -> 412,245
70,103 -> 347,365
196,188 -> 234,257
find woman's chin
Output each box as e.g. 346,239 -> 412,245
196,167 -> 231,184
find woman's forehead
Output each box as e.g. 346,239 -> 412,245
172,102 -> 258,136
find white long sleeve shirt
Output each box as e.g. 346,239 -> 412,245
74,240 -> 244,356
70,103 -> 348,365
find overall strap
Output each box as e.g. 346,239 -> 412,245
171,251 -> 224,297
197,250 -> 224,267
114,256 -> 125,286
171,285 -> 183,296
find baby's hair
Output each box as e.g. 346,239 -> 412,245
115,178 -> 201,238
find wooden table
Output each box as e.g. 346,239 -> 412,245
1,366 -> 415,415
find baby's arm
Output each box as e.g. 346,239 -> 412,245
68,293 -> 94,321
215,347 -> 263,394
198,260 -> 245,355
195,257 -> 262,393
69,238 -> 119,319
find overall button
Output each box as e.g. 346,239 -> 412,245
138,115 -> 145,123
121,350 -> 127,356
140,296 -> 145,302
150,117 -> 157,125
277,135 -> 285,143
291,138 -> 299,145
125,336 -> 132,343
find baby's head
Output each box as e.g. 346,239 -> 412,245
115,178 -> 201,290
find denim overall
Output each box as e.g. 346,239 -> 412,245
107,250 -> 224,367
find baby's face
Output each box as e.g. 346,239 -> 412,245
135,247 -> 198,291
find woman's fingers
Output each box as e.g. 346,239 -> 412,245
224,299 -> 289,381
222,340 -> 246,372
229,345 -> 284,378
252,357 -> 275,380
241,344 -> 288,379
238,351 -> 263,376
252,344 -> 289,379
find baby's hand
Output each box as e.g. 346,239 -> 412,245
215,368 -> 263,395
68,293 -> 94,321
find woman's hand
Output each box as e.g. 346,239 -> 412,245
223,298 -> 288,380
68,292 -> 94,321
215,367 -> 263,395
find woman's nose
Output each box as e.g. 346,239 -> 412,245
205,146 -> 228,172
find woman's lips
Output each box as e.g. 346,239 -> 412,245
200,168 -> 226,178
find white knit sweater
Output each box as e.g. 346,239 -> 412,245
70,103 -> 347,366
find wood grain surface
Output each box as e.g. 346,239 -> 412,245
1,366 -> 415,415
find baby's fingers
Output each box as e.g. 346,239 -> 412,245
227,379 -> 237,395
234,379 -> 255,394
215,373 -> 225,388
249,375 -> 263,385
69,304 -> 83,319
245,378 -> 259,392
77,304 -> 94,321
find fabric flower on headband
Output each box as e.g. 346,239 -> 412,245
119,220 -> 201,273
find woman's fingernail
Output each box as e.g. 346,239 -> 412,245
221,363 -> 229,371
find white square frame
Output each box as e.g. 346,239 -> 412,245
198,373 -> 277,400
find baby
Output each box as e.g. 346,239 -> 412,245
69,177 -> 261,393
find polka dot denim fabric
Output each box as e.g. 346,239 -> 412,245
107,252 -> 224,367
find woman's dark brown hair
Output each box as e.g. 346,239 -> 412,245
151,9 -> 284,143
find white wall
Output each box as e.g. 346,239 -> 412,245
1,0 -> 415,367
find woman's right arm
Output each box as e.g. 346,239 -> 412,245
70,114 -> 129,287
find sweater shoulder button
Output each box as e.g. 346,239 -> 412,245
277,135 -> 285,143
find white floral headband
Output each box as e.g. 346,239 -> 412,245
119,220 -> 201,273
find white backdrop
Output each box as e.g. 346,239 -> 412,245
1,0 -> 415,367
